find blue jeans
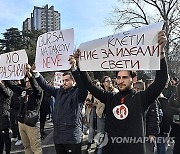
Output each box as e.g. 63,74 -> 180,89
157,137 -> 167,154
88,108 -> 96,143
96,116 -> 105,154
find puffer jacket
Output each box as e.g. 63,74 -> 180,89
10,93 -> 21,110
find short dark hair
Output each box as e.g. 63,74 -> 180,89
63,72 -> 74,80
116,71 -> 137,78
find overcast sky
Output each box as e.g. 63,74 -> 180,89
0,0 -> 120,46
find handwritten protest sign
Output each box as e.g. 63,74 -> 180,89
53,72 -> 63,88
78,22 -> 163,71
35,29 -> 74,72
0,49 -> 28,80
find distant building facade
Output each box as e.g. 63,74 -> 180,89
23,4 -> 61,33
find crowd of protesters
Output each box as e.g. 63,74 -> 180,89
0,30 -> 179,154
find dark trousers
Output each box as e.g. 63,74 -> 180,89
173,135 -> 180,154
171,123 -> 180,154
157,136 -> 167,154
10,109 -> 21,140
40,112 -> 47,136
145,141 -> 155,154
55,143 -> 81,154
0,129 -> 11,154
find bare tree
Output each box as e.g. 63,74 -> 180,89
107,0 -> 180,76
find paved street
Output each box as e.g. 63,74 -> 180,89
10,121 -> 95,154
10,120 -> 174,154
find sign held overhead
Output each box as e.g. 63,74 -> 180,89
35,28 -> 74,72
0,49 -> 28,80
78,22 -> 164,71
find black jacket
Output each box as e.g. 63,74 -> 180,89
146,101 -> 160,136
40,91 -> 51,116
36,70 -> 87,144
162,85 -> 176,100
0,83 -> 13,130
10,93 -> 21,110
157,97 -> 171,135
4,77 -> 43,124
79,59 -> 168,154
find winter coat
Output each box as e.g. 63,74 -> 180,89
4,77 -> 43,124
0,83 -> 13,130
36,70 -> 88,144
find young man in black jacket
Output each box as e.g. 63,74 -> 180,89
0,81 -> 12,154
4,65 -> 43,154
33,66 -> 88,154
73,31 -> 168,154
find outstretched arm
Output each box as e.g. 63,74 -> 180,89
26,64 -> 42,97
143,31 -> 168,109
69,55 -> 88,101
31,64 -> 59,97
79,71 -> 109,104
69,51 -> 111,104
4,80 -> 24,96
35,74 -> 58,98
72,69 -> 88,101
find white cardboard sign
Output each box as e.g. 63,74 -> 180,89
79,22 -> 164,71
35,29 -> 74,72
0,49 -> 28,80
53,72 -> 63,88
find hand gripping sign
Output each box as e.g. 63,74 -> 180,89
53,72 -> 63,88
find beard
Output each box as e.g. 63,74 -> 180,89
118,84 -> 132,92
